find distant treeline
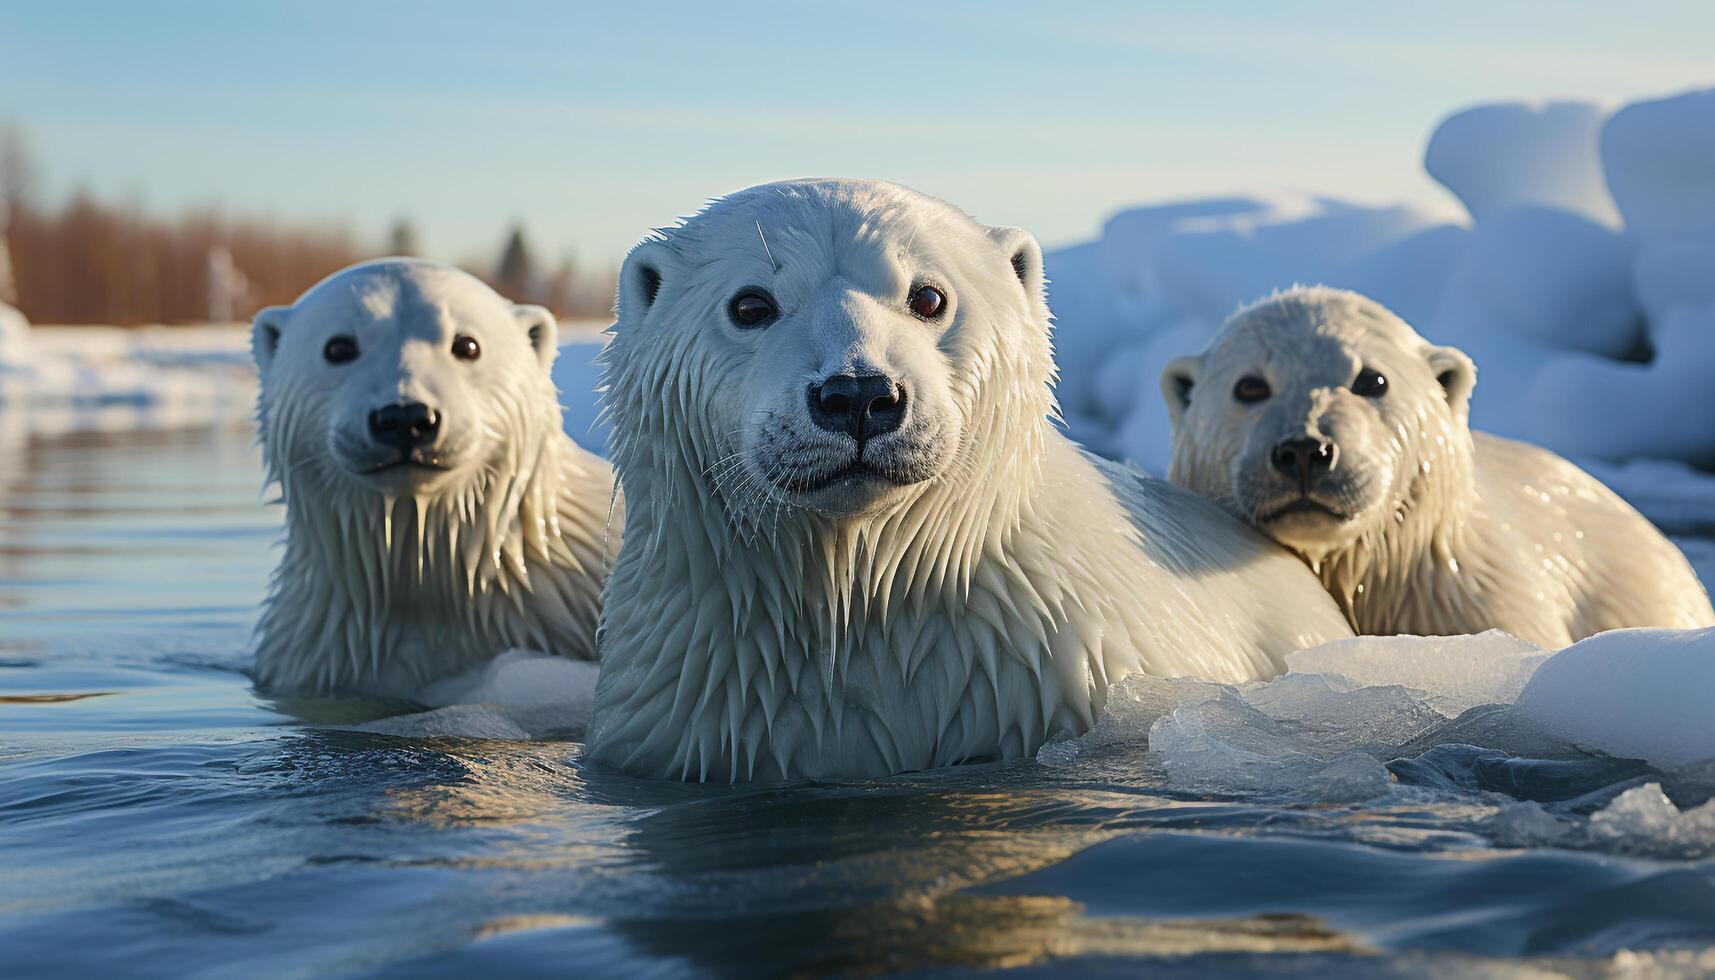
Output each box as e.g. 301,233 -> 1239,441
0,124 -> 614,326
6,197 -> 366,325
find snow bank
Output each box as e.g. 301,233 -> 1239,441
1424,100 -> 1618,226
1516,626 -> 1715,769
0,322 -> 258,441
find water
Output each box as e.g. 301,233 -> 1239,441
3,426 -> 1714,979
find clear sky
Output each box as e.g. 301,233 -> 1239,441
3,1 -> 1712,270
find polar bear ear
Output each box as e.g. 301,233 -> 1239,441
987,226 -> 1045,304
616,239 -> 673,327
1426,344 -> 1476,419
514,304 -> 559,373
1161,355 -> 1202,431
251,305 -> 291,373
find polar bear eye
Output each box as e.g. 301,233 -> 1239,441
728,289 -> 778,329
1352,368 -> 1388,398
323,336 -> 359,365
909,284 -> 947,320
1233,375 -> 1271,404
451,336 -> 481,361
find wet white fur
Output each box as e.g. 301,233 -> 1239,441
589,180 -> 1353,782
1164,286 -> 1715,647
249,260 -> 617,697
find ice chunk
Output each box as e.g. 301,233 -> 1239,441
1424,100 -> 1618,225
1286,631 -> 1547,717
1147,689 -> 1393,801
1516,627 -> 1715,768
1481,800 -> 1574,847
1586,783 -> 1715,858
1601,88 -> 1715,240
1432,206 -> 1639,360
1242,672 -> 1445,753
1036,672 -> 1224,766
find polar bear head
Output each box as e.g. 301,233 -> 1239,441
605,179 -> 1050,524
251,259 -> 561,501
1161,287 -> 1476,560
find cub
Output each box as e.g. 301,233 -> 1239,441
250,259 -> 618,697
1163,286 -> 1714,648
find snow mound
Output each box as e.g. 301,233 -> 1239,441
357,650 -> 599,740
1431,206 -> 1639,360
1528,306 -> 1715,464
1424,100 -> 1617,225
1516,627 -> 1715,768
1601,89 -> 1715,240
1285,631 -> 1547,717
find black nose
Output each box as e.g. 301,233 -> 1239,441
1271,437 -> 1334,489
807,374 -> 907,445
368,402 -> 440,450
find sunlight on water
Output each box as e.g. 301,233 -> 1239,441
2,425 -> 1713,978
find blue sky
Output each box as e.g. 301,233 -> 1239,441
3,1 -> 1712,270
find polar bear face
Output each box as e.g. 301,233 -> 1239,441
606,180 -> 1048,521
1162,288 -> 1475,558
251,260 -> 560,499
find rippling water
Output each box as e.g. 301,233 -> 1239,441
3,426 -> 1714,979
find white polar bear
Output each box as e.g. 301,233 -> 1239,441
587,179 -> 1353,782
249,259 -> 619,697
1162,286 -> 1715,649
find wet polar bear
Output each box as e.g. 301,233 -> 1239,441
250,260 -> 618,697
1162,286 -> 1714,649
588,179 -> 1353,781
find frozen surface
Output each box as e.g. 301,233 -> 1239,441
1516,626 -> 1715,768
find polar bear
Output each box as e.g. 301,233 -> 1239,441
587,179 -> 1353,782
249,259 -> 618,697
1161,286 -> 1714,649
